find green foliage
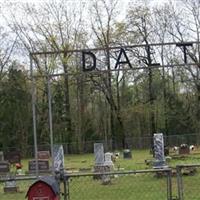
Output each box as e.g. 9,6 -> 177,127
0,62 -> 32,153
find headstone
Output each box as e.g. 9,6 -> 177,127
94,143 -> 104,166
103,152 -> 113,183
5,151 -> 21,164
104,152 -> 114,167
53,145 -> 64,171
179,144 -> 190,155
93,143 -> 106,180
37,151 -> 50,160
4,180 -> 19,193
123,149 -> 132,159
0,161 -> 10,173
28,160 -> 49,173
153,133 -> 166,168
0,151 -> 4,161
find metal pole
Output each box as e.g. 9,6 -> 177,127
30,55 -> 39,178
177,166 -> 184,200
47,75 -> 55,174
63,177 -> 68,200
167,170 -> 172,200
30,40 -> 200,56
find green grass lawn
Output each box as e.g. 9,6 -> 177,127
1,149 -> 200,200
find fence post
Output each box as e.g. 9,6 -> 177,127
176,166 -> 184,200
167,169 -> 172,200
62,173 -> 70,200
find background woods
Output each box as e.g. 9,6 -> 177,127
0,0 -> 199,154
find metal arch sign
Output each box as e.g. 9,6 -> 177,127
82,42 -> 195,72
30,41 -> 199,73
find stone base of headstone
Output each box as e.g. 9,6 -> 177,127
153,160 -> 168,169
101,175 -> 111,185
4,186 -> 19,193
4,181 -> 19,193
93,165 -> 112,180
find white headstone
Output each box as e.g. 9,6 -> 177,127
53,145 -> 64,171
104,152 -> 113,167
94,143 -> 104,166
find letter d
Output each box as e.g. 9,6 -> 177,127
82,51 -> 96,71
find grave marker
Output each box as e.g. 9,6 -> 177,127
103,152 -> 114,183
37,151 -> 50,160
104,152 -> 114,167
153,133 -> 166,168
123,149 -> 132,159
179,144 -> 190,155
94,143 -> 104,166
28,160 -> 49,173
0,161 -> 10,173
53,145 -> 64,171
93,143 -> 105,180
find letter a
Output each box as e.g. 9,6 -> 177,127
115,48 -> 132,69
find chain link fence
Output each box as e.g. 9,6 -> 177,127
1,166 -> 200,200
65,169 -> 172,200
176,164 -> 200,200
1,133 -> 200,156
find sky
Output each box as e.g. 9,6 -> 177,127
0,0 -> 182,64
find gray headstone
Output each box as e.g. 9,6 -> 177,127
153,133 -> 166,168
28,160 -> 49,172
94,143 -> 104,166
0,151 -> 4,161
53,145 -> 64,171
123,149 -> 132,159
0,161 -> 10,173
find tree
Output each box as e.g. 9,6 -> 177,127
167,0 -> 200,132
126,6 -> 158,149
6,0 -> 87,147
89,0 -> 128,149
0,62 -> 32,155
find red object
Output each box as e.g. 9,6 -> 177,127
26,177 -> 60,200
15,163 -> 22,169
